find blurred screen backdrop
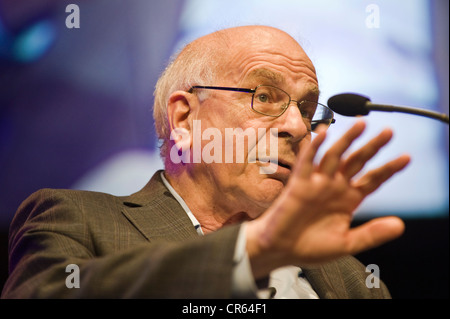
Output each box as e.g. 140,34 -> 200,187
0,0 -> 448,235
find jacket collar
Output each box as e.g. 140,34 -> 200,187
121,170 -> 199,242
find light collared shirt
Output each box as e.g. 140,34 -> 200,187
160,171 -> 319,299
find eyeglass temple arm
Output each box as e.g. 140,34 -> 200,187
312,119 -> 336,125
189,86 -> 255,93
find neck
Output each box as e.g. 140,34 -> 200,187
163,166 -> 253,234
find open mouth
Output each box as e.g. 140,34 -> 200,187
277,160 -> 292,171
255,157 -> 293,175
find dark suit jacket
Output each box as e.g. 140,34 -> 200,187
1,170 -> 391,298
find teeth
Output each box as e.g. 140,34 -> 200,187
257,158 -> 278,164
256,158 -> 291,170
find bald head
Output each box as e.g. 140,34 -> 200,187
194,25 -> 303,52
189,25 -> 312,81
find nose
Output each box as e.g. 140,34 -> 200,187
274,100 -> 309,142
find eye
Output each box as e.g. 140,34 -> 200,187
299,101 -> 317,120
300,109 -> 313,120
256,93 -> 270,103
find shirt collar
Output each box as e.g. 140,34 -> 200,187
160,171 -> 204,235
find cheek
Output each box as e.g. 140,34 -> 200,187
196,113 -> 272,165
257,178 -> 285,199
240,164 -> 285,200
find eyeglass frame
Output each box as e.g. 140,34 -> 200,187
188,84 -> 336,129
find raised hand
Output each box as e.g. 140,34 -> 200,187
246,120 -> 411,279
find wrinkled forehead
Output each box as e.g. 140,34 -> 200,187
244,68 -> 320,97
214,28 -> 318,93
190,26 -> 318,93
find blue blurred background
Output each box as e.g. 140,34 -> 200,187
0,0 -> 448,298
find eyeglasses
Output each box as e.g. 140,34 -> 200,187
188,84 -> 335,132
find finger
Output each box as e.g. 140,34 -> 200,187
319,120 -> 366,176
294,126 -> 327,179
346,216 -> 405,255
352,154 -> 411,196
340,128 -> 393,180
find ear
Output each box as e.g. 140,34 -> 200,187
167,90 -> 197,150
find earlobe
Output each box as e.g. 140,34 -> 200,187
167,91 -> 195,150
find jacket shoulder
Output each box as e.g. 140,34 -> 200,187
13,188 -> 124,221
8,188 -> 126,243
304,255 -> 392,299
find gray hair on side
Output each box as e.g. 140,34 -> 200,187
152,39 -> 223,160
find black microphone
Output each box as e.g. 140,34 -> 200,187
327,93 -> 449,124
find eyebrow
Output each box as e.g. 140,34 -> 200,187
306,84 -> 321,100
246,69 -> 285,86
245,68 -> 321,99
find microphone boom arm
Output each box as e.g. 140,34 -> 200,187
366,102 -> 449,124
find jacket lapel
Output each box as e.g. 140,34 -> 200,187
121,170 -> 199,243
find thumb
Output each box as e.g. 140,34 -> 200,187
347,216 -> 405,255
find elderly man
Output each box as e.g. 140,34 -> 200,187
1,25 -> 410,299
